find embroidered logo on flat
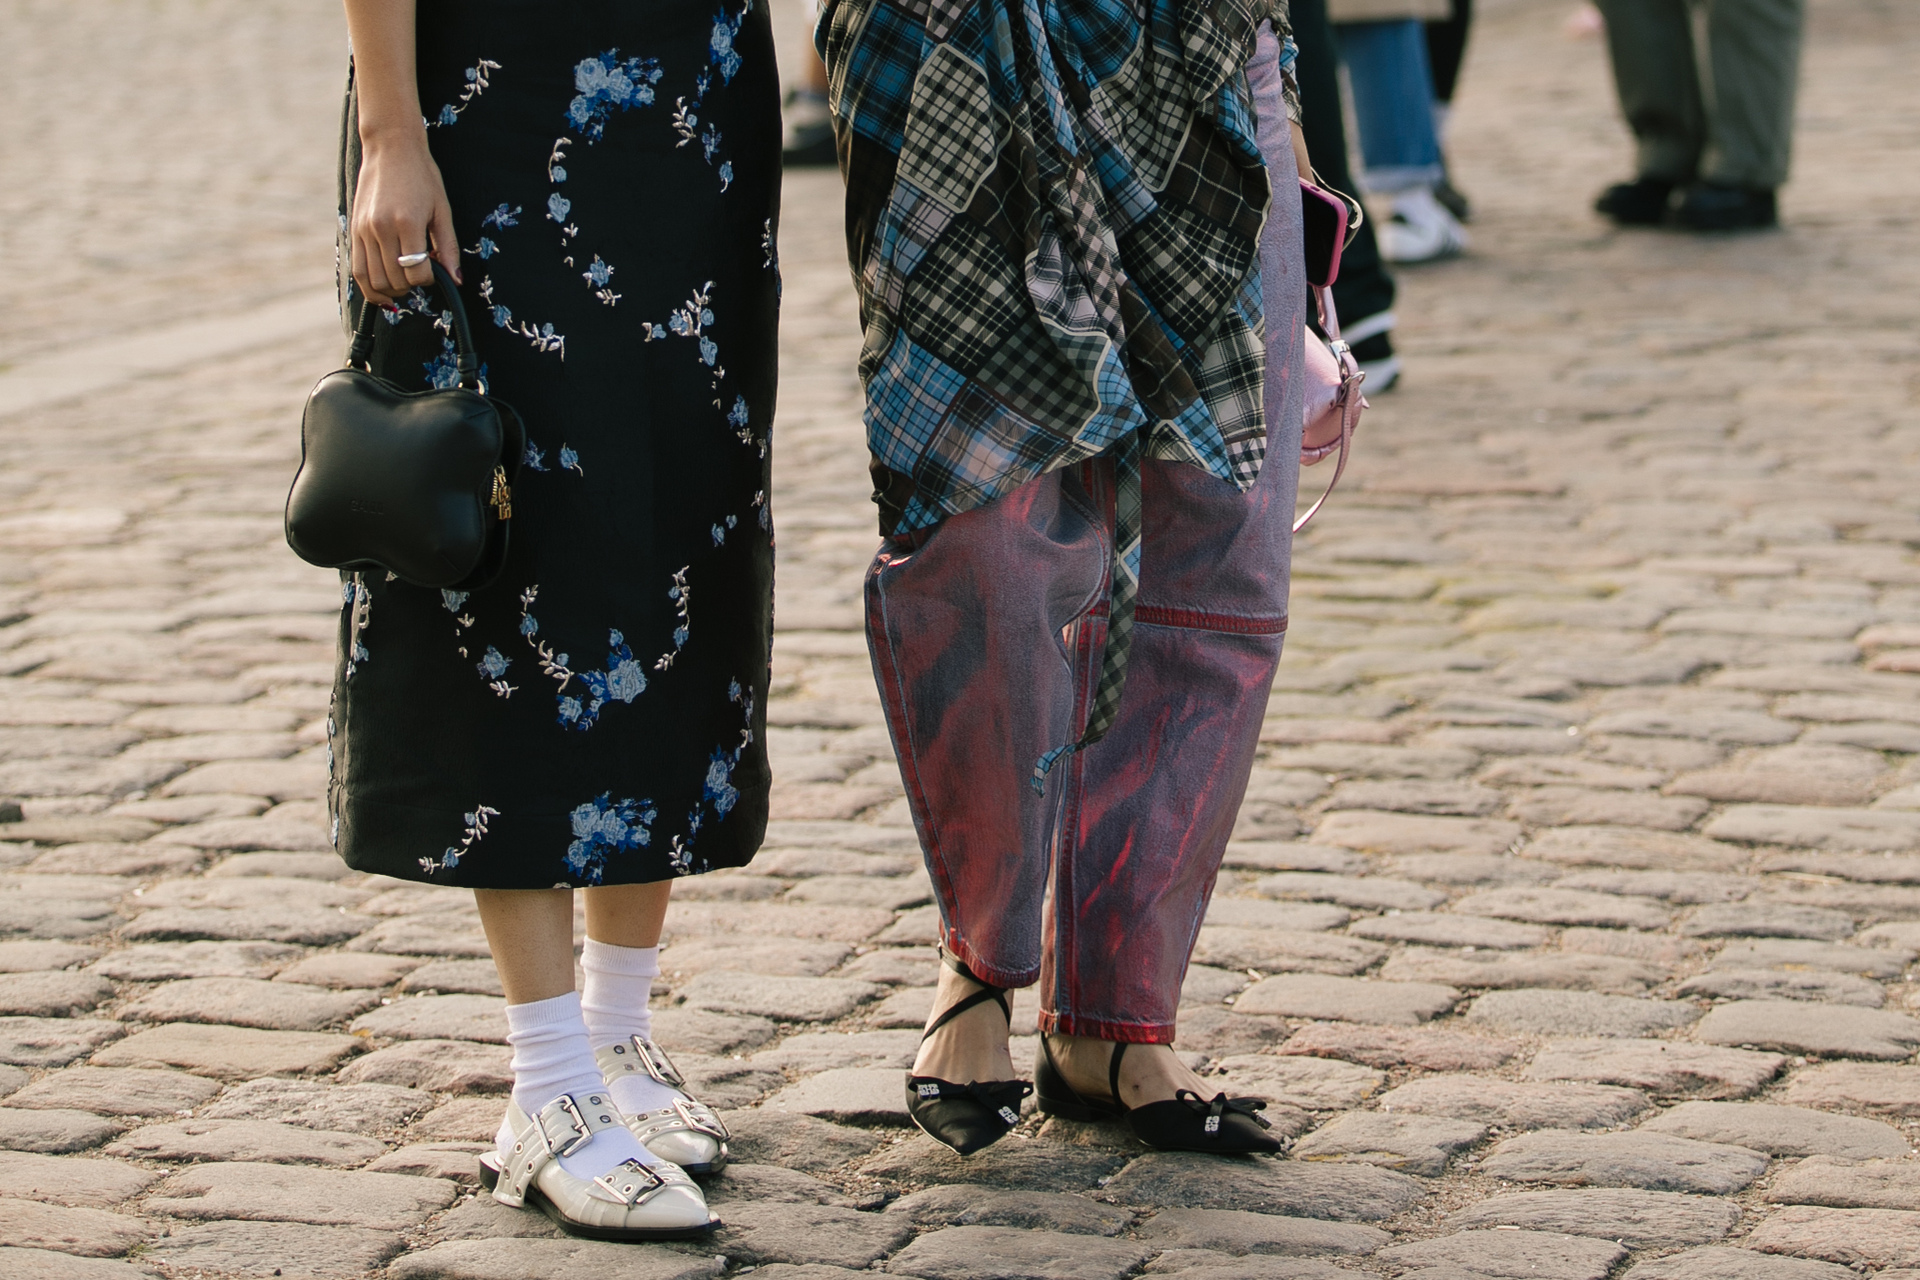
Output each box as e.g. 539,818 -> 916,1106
998,1107 -> 1020,1125
917,1083 -> 941,1098
1204,1116 -> 1221,1133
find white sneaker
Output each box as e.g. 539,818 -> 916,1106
480,1093 -> 717,1241
1378,187 -> 1468,264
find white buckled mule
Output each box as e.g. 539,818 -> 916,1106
595,1036 -> 731,1174
478,1092 -> 717,1240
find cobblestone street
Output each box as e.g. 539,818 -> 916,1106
2,0 -> 1919,1276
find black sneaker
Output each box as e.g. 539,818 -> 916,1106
1594,178 -> 1673,226
1674,183 -> 1777,231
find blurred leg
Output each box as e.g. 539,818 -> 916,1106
1596,0 -> 1706,183
1291,0 -> 1397,332
1701,0 -> 1803,188
1333,19 -> 1444,194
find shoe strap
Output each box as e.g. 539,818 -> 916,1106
599,1035 -> 686,1089
1040,1033 -> 1125,1111
629,1096 -> 731,1144
923,979 -> 1011,1041
498,1091 -> 628,1203
592,1157 -> 670,1207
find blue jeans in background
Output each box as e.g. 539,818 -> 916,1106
1335,18 -> 1444,194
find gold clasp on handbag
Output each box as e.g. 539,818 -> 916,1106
490,466 -> 513,520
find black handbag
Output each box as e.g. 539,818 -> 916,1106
285,263 -> 525,590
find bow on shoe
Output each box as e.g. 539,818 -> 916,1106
1175,1089 -> 1272,1135
915,1079 -> 1035,1128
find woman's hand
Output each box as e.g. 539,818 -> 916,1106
350,132 -> 462,306
342,0 -> 460,306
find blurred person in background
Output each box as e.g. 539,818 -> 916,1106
782,0 -> 837,166
1592,0 -> 1803,229
1331,0 -> 1469,263
1294,0 -> 1403,389
1425,0 -> 1474,222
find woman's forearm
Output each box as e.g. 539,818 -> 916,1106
343,0 -> 424,146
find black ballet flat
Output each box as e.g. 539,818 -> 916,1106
1035,1035 -> 1285,1155
904,953 -> 1033,1156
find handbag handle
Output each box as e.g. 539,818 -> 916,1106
1293,282 -> 1364,535
347,260 -> 483,390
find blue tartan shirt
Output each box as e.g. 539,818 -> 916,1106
820,0 -> 1298,536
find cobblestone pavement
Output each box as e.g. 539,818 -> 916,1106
2,0 -> 1919,1277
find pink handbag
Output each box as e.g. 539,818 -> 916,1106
1294,178 -> 1367,533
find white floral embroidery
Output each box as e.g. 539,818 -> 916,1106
426,59 -> 501,128
420,804 -> 500,876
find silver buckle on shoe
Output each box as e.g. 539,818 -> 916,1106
676,1097 -> 729,1140
536,1094 -> 593,1157
593,1158 -> 667,1206
634,1036 -> 686,1087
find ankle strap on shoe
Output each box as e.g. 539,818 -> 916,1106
600,1036 -> 686,1088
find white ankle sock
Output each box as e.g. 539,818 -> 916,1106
499,991 -> 653,1177
579,939 -> 682,1116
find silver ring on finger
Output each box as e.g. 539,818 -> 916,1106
396,252 -> 431,267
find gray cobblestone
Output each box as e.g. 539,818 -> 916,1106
2,0 -> 1919,1272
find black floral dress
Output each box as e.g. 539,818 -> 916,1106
328,0 -> 781,888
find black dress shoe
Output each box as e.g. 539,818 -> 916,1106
1674,183 -> 1777,231
1035,1036 -> 1285,1155
903,953 -> 1032,1156
1594,178 -> 1674,226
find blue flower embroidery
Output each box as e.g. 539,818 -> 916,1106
565,793 -> 657,884
471,237 -> 499,260
557,445 -> 582,473
583,258 -> 613,287
476,646 -> 512,680
424,343 -> 462,389
698,336 -> 718,366
522,441 -> 548,471
704,750 -> 739,816
727,397 -> 749,429
568,51 -> 664,142
482,203 -> 522,229
710,9 -> 744,83
559,629 -> 647,730
441,590 -> 469,612
547,192 -> 572,224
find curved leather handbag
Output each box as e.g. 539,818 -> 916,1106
285,262 -> 525,590
1294,176 -> 1368,534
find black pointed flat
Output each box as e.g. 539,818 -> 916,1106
1035,1034 -> 1285,1155
904,952 -> 1033,1156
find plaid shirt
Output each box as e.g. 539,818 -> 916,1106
820,0 -> 1299,536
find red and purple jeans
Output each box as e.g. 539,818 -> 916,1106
864,26 -> 1304,1044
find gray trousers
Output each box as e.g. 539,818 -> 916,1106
1596,0 -> 1803,188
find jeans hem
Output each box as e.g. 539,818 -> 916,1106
1038,1009 -> 1177,1044
941,927 -> 1039,992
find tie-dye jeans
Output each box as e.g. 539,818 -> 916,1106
862,24 -> 1305,1044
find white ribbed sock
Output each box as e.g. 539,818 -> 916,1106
580,939 -> 682,1116
498,991 -> 652,1177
